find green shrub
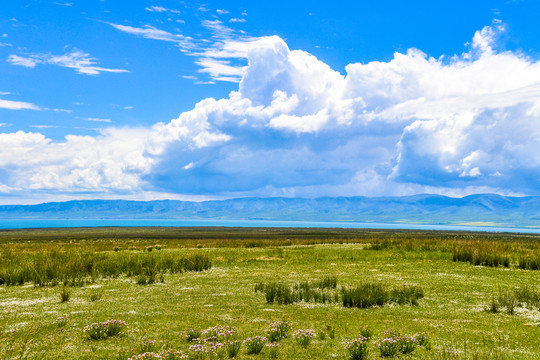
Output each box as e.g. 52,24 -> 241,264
244,336 -> 266,355
226,340 -> 241,358
265,321 -> 290,342
293,329 -> 316,348
59,285 -> 71,303
346,336 -> 369,360
342,282 -> 388,308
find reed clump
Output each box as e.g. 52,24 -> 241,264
0,250 -> 212,287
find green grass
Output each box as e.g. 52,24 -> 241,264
0,227 -> 538,359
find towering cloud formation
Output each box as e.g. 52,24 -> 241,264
2,23 -> 540,201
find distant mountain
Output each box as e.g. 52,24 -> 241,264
2,194 -> 540,228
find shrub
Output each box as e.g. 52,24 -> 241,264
103,319 -> 128,336
488,296 -> 500,313
59,285 -> 71,303
390,285 -> 424,306
398,335 -> 417,354
244,336 -> 266,355
138,340 -> 167,354
183,328 -> 201,342
326,325 -> 335,339
200,325 -> 235,342
413,333 -> 430,349
342,282 -> 388,308
56,315 -> 69,328
265,321 -> 290,342
293,329 -> 316,348
89,288 -> 103,302
359,326 -> 372,339
226,340 -> 241,358
497,291 -> 516,315
377,337 -> 399,357
188,344 -> 207,360
346,336 -> 369,360
267,342 -> 280,359
83,323 -> 107,340
314,276 -> 338,289
514,286 -> 540,308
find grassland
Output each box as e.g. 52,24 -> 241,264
0,227 -> 539,359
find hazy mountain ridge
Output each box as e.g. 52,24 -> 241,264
1,194 -> 540,227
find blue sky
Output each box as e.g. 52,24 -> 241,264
1,0 -> 540,204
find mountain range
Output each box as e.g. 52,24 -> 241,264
2,194 -> 540,228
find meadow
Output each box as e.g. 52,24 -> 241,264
0,227 -> 539,359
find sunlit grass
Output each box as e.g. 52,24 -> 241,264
0,227 -> 538,359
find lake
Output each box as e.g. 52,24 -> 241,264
1,218 -> 540,234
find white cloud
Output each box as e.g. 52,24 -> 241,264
216,9 -> 230,15
4,23 -> 540,199
145,6 -> 180,14
7,49 -> 128,75
229,18 -> 246,23
87,117 -> 111,123
108,23 -> 193,49
0,98 -> 41,110
30,125 -> 59,129
108,19 -> 258,82
0,91 -> 11,95
146,6 -> 167,12
7,55 -> 39,68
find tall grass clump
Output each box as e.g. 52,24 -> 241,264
83,320 -> 127,340
293,329 -> 316,348
0,250 -> 212,287
343,283 -> 423,308
345,336 -> 369,360
226,340 -> 241,358
243,336 -> 266,355
488,286 -> 540,313
453,247 -> 511,268
518,255 -> 540,270
59,285 -> 71,303
265,321 -> 290,342
255,277 -> 340,305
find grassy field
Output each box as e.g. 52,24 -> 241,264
0,227 -> 539,359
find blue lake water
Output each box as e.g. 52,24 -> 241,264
0,218 -> 539,234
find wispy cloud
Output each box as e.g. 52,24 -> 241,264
0,91 -> 11,95
145,6 -> 180,14
108,19 -> 255,82
0,98 -> 41,110
108,23 -> 192,49
86,117 -> 111,123
146,6 -> 167,12
216,9 -> 230,15
7,49 -> 128,75
30,125 -> 59,129
229,18 -> 246,23
7,55 -> 39,68
53,2 -> 73,6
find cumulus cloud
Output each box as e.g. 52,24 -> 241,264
7,49 -> 128,75
2,22 -> 540,200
